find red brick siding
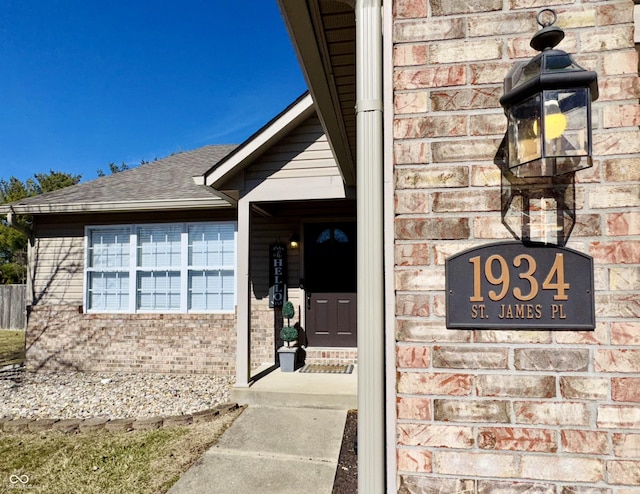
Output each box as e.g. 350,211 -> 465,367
392,0 -> 640,490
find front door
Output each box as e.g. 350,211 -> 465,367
304,222 -> 357,347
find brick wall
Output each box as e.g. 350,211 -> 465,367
393,0 -> 640,491
26,305 -> 237,375
250,297 -> 277,370
305,348 -> 358,366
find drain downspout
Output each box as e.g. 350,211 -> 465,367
355,0 -> 385,492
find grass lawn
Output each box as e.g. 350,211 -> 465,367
0,408 -> 242,493
0,330 -> 25,367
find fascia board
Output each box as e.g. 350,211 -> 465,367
1,198 -> 233,215
204,94 -> 316,188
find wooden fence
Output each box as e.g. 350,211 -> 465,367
0,284 -> 26,330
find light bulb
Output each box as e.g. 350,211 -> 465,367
544,112 -> 567,139
533,99 -> 567,140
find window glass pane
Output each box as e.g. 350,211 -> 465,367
189,224 -> 218,266
551,89 -> 589,157
89,228 -> 130,268
221,270 -> 235,310
317,229 -> 331,244
88,272 -> 129,310
334,229 -> 349,243
188,269 -> 234,311
188,223 -> 235,267
317,228 -> 349,244
138,225 -> 181,268
137,271 -> 180,310
220,226 -> 235,265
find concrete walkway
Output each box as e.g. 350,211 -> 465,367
167,405 -> 347,494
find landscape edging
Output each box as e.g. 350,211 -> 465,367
0,402 -> 242,434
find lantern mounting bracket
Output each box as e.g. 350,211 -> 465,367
530,9 -> 564,52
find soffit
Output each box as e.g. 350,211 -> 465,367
278,0 -> 356,186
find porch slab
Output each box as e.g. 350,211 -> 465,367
231,366 -> 357,409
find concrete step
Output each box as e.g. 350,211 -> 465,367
231,366 -> 357,410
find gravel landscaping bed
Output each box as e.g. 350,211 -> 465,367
0,370 -> 234,421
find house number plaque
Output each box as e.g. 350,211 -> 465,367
446,241 -> 595,330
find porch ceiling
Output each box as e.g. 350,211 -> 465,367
278,0 -> 356,187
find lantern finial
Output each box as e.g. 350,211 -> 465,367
530,9 -> 564,52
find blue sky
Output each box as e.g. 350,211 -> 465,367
0,1 -> 307,183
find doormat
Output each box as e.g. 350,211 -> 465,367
299,364 -> 354,374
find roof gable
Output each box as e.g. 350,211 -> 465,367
204,93 -> 317,189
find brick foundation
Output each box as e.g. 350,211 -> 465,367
250,298 -> 278,370
26,305 -> 237,375
304,348 -> 358,366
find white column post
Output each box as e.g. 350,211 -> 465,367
235,199 -> 251,387
355,0 -> 385,492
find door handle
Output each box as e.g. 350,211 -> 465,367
306,292 -> 312,310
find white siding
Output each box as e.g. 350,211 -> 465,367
30,223 -> 85,305
251,216 -> 302,305
244,115 -> 341,190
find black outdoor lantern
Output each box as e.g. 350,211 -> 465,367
500,9 -> 598,179
496,9 -> 598,246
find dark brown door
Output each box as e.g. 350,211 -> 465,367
304,222 -> 357,347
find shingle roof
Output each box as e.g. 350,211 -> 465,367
1,144 -> 238,214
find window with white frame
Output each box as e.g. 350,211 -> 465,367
86,227 -> 131,311
85,222 -> 236,313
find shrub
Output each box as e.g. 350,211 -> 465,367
280,326 -> 298,347
282,301 -> 295,322
281,301 -> 297,347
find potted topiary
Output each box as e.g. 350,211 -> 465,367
278,301 -> 299,372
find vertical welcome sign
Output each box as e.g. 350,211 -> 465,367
269,242 -> 287,308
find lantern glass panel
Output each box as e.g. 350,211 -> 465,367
527,196 -> 561,245
510,58 -> 540,90
543,53 -> 579,72
501,174 -> 576,246
507,94 -> 541,169
543,88 -> 591,174
543,89 -> 588,154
